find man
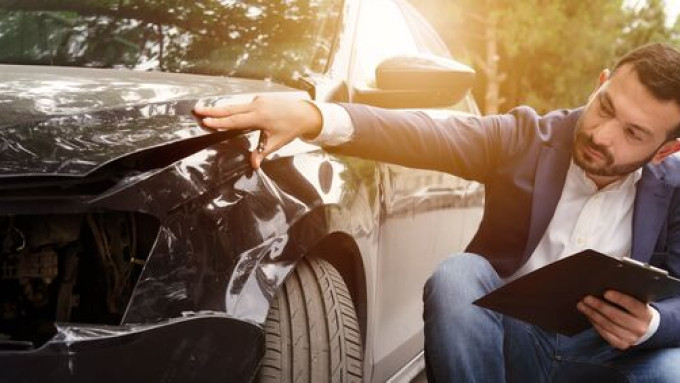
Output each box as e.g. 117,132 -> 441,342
193,43 -> 680,382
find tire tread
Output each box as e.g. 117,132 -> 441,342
256,258 -> 363,383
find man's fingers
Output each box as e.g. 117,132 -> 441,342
193,103 -> 252,117
577,298 -> 641,343
582,296 -> 632,325
250,132 -> 294,169
604,290 -> 649,317
202,113 -> 257,130
193,96 -> 322,169
591,322 -> 631,350
251,151 -> 264,169
593,292 -> 651,336
577,299 -> 634,337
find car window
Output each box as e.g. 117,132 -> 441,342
0,0 -> 343,87
353,0 -> 479,114
354,0 -> 456,89
394,0 -> 450,58
354,0 -> 419,88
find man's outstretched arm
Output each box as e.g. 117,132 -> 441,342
194,96 -> 539,182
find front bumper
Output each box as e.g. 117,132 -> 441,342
0,315 -> 264,383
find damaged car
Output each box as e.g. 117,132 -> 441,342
0,0 -> 483,381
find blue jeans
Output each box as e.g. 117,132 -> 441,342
423,253 -> 680,382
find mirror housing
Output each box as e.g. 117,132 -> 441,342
354,55 -> 475,109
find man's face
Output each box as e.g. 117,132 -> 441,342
574,64 -> 680,184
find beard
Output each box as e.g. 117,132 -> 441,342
572,124 -> 654,178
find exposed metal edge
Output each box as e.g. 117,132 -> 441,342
385,351 -> 425,383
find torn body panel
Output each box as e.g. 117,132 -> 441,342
0,126 -> 379,382
0,316 -> 264,383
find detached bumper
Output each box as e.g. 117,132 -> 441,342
0,316 -> 264,383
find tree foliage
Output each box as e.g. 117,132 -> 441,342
410,0 -> 680,114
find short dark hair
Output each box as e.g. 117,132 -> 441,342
612,43 -> 680,138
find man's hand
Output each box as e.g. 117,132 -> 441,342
577,290 -> 653,350
193,96 -> 323,169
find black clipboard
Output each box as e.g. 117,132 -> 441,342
473,249 -> 680,336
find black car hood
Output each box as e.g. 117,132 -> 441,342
0,65 -> 308,178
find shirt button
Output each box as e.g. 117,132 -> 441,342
577,237 -> 586,245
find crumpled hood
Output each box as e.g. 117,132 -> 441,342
0,65 -> 307,177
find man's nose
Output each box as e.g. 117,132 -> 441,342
591,119 -> 619,147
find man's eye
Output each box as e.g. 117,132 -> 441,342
625,127 -> 642,141
599,104 -> 613,117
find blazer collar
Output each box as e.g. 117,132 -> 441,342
631,164 -> 673,262
524,109 -> 580,260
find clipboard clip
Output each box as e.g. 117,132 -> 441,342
619,257 -> 669,276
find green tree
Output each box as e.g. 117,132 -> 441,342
616,0 -> 678,57
411,0 -> 678,114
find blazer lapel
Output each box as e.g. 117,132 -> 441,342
524,110 -> 581,260
524,142 -> 572,259
631,166 -> 673,263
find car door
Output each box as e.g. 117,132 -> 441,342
348,1 -> 484,381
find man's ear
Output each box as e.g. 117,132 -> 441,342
587,69 -> 611,104
598,69 -> 610,86
652,138 -> 680,164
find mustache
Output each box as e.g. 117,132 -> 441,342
577,133 -> 614,165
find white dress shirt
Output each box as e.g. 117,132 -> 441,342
306,102 -> 659,344
508,161 -> 640,280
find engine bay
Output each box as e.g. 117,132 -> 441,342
0,212 -> 159,350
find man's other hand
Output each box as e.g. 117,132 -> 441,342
577,290 -> 653,350
193,97 -> 323,169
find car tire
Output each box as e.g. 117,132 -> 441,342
256,257 -> 363,383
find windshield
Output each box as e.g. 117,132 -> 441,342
0,0 -> 342,86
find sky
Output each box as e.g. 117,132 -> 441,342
667,0 -> 680,25
625,0 -> 680,26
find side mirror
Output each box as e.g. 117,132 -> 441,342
354,55 -> 475,109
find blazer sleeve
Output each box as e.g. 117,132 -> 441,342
642,187 -> 680,349
323,103 -> 541,183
